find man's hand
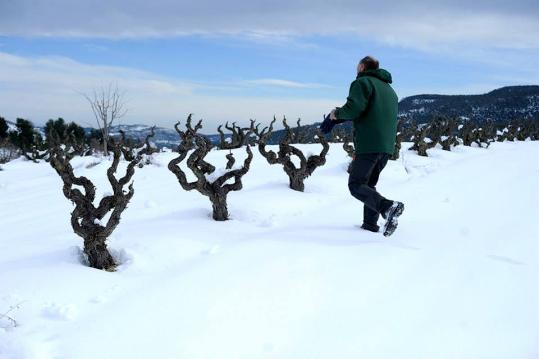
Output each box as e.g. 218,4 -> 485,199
330,109 -> 338,121
320,108 -> 347,134
319,113 -> 334,134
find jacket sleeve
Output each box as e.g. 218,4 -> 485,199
335,79 -> 372,120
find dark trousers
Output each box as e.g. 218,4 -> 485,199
348,153 -> 393,228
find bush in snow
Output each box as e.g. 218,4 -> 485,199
48,132 -> 154,270
254,117 -> 329,192
168,115 -> 253,221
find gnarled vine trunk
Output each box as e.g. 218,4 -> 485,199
254,117 -> 329,192
168,115 -> 253,221
48,128 -> 154,270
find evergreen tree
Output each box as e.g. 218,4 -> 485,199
9,118 -> 41,152
66,122 -> 86,143
0,117 -> 8,139
44,118 -> 67,143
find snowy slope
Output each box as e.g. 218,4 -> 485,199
0,142 -> 538,359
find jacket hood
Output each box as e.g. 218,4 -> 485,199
358,69 -> 392,84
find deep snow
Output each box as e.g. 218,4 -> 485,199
0,141 -> 538,359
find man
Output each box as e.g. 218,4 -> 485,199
324,56 -> 404,237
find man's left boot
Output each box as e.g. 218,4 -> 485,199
382,201 -> 405,237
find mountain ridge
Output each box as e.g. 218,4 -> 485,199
398,85 -> 539,122
5,85 -> 539,147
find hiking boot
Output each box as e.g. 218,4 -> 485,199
382,201 -> 405,237
361,223 -> 380,233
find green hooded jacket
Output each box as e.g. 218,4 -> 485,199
335,69 -> 398,155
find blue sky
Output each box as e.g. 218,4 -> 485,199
1,0 -> 538,130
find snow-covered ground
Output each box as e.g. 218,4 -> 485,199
1,141 -> 538,359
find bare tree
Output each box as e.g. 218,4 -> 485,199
254,117 -> 329,192
168,115 -> 253,221
83,84 -> 127,156
48,131 -> 154,270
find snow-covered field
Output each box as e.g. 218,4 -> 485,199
1,141 -> 538,359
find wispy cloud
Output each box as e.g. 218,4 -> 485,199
82,43 -> 109,52
0,52 -> 336,130
244,78 -> 331,89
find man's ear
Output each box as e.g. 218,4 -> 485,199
358,63 -> 365,73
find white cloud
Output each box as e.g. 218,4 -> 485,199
1,1 -> 538,51
244,79 -> 330,89
0,52 -> 337,131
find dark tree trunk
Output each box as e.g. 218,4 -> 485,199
289,175 -> 305,192
84,235 -> 116,270
48,130 -> 151,271
441,140 -> 451,151
211,193 -> 229,221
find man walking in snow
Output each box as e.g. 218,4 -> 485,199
321,56 -> 404,236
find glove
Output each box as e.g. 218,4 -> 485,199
320,113 -> 346,134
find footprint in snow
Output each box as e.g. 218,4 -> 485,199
42,303 -> 78,321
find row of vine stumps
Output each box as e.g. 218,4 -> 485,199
32,116 -> 539,270
338,117 -> 539,167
